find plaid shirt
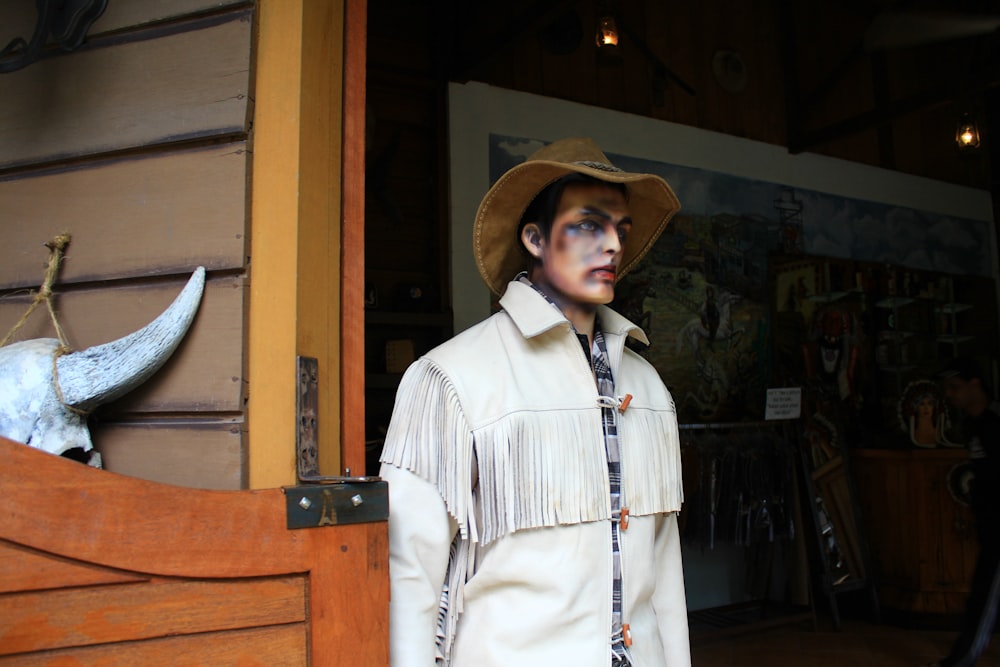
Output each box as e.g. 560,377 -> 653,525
591,326 -> 632,666
523,276 -> 632,666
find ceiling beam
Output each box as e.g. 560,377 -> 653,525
450,0 -> 581,82
799,41 -> 865,113
617,16 -> 695,96
789,74 -> 1000,153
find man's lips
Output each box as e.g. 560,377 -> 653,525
590,266 -> 617,281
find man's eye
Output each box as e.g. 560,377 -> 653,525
618,225 -> 632,241
576,221 -> 598,232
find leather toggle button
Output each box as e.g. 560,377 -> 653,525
623,623 -> 632,647
617,393 -> 632,413
620,507 -> 630,531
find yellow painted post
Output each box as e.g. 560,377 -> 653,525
248,0 -> 346,488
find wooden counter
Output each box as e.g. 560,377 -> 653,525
852,448 -> 978,619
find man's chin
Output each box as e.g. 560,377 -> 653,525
583,287 -> 616,306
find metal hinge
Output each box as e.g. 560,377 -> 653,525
296,355 -> 322,481
283,481 -> 388,529
289,356 -> 385,528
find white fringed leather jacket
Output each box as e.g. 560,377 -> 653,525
380,280 -> 690,667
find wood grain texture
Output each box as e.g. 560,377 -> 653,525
295,0 -> 345,481
853,449 -> 978,615
0,1 -> 249,47
0,624 -> 306,666
0,542 -> 146,595
247,0 -> 305,488
90,0 -> 250,33
0,276 -> 245,413
0,433 -> 372,575
94,422 -> 244,490
1,576 -> 305,654
340,0 -> 368,476
0,13 -> 251,169
250,0 -> 358,486
0,144 -> 248,289
0,435 -> 389,664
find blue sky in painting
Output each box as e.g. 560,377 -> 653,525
489,133 -> 992,276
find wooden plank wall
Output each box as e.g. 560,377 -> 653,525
0,1 -> 252,489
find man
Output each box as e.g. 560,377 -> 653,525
379,138 -> 690,666
928,357 -> 1000,667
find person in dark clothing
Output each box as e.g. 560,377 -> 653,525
925,357 -> 1000,667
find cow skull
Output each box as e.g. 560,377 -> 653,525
0,267 -> 205,466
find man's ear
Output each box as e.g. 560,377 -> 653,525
521,223 -> 545,259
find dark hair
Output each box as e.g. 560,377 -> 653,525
516,173 -> 628,257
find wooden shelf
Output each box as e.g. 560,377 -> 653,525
876,296 -> 916,309
937,334 -> 974,344
934,303 -> 972,315
808,291 -> 849,303
878,330 -> 915,341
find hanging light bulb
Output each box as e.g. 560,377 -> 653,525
595,13 -> 619,48
955,113 -> 981,150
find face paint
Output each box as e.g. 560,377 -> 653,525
532,182 -> 632,311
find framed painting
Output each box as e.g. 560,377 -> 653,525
448,82 -> 996,424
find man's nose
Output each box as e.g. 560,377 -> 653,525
603,224 -> 623,254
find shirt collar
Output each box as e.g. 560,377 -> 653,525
497,277 -> 650,346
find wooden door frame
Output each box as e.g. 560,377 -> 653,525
340,0 -> 366,475
248,0 -> 366,488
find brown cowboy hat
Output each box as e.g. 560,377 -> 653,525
473,137 -> 681,296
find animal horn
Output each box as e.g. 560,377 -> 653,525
56,267 -> 206,411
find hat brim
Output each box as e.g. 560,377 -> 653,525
474,159 -> 681,296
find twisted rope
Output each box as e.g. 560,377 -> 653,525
1,233 -> 73,350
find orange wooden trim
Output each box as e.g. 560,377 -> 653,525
0,542 -> 146,594
340,0 -> 367,475
9,625 -> 307,665
3,577 -> 306,654
0,435 -> 382,577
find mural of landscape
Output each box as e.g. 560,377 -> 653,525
489,133 -> 993,424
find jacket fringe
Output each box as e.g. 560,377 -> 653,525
381,357 -> 684,666
618,405 -> 685,514
434,535 -> 471,665
383,360 -> 684,546
475,408 -> 610,544
382,359 -> 478,543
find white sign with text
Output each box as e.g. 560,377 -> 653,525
765,387 -> 802,420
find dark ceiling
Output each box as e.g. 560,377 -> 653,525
368,0 -> 1000,191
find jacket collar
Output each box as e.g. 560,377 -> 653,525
498,280 -> 650,346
